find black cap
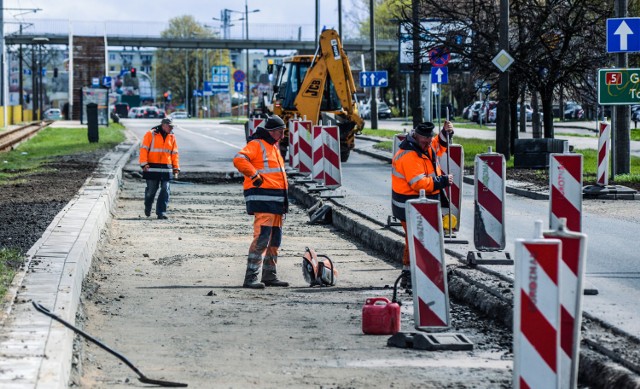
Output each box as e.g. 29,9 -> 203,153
264,115 -> 286,131
161,118 -> 174,127
414,122 -> 435,137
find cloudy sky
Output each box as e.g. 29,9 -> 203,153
5,0 -> 364,29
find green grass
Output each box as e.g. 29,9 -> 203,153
632,128 -> 640,142
0,123 -> 125,183
0,248 -> 22,299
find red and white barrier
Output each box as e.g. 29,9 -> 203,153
322,125 -> 342,189
248,118 -> 265,139
473,149 -> 506,251
312,124 -> 324,183
549,149 -> 583,232
543,219 -> 587,389
392,133 -> 407,157
514,221 -> 562,389
439,144 -> 464,232
597,122 -> 610,186
288,119 -> 299,170
296,120 -> 313,174
405,190 -> 450,330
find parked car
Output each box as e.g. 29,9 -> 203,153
114,103 -> 129,118
564,102 -> 584,119
516,103 -> 533,122
169,111 -> 189,119
360,100 -> 392,119
471,100 -> 496,123
141,106 -> 160,118
43,108 -> 61,120
128,107 -> 143,118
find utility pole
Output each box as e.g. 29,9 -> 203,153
411,0 -> 422,127
614,0 -> 630,176
369,0 -> 378,129
496,0 -> 510,159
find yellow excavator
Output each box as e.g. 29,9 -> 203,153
249,28 -> 364,162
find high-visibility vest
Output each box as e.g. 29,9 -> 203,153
139,127 -> 179,180
391,134 -> 447,221
234,138 -> 289,215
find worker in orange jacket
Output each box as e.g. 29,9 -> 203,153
139,117 -> 180,219
233,115 -> 289,289
391,121 -> 454,289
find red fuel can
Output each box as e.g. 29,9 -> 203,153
362,297 -> 401,335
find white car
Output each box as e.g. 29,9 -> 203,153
43,108 -> 61,120
169,111 -> 189,119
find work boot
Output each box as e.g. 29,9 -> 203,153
263,279 -> 289,287
243,274 -> 265,289
144,208 -> 151,217
400,270 -> 412,290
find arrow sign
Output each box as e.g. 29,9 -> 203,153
431,66 -> 448,84
607,18 -> 640,53
360,71 -> 389,88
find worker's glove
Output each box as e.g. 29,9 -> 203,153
251,174 -> 263,188
443,121 -> 454,138
173,169 -> 179,179
433,175 -> 451,190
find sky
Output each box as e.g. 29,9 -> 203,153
5,0 -> 364,30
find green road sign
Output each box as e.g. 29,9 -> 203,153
598,68 -> 640,105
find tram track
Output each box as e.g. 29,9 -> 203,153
0,121 -> 52,152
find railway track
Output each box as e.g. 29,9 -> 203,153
0,121 -> 52,152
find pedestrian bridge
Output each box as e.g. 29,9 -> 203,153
4,18 -> 399,52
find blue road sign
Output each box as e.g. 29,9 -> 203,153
360,71 -> 388,88
607,18 -> 640,53
211,65 -> 230,92
102,76 -> 112,88
23,69 -> 32,75
431,66 -> 448,84
235,81 -> 244,93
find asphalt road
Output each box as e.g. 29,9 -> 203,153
122,118 -> 640,336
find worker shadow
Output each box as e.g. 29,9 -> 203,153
292,286 -> 398,294
137,285 -> 249,290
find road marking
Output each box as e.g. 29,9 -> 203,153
178,126 -> 244,149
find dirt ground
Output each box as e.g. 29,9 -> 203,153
72,175 -> 514,388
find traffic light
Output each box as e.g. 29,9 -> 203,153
53,67 -> 58,77
131,68 -> 136,78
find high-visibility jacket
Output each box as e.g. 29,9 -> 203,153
139,126 -> 180,180
391,132 -> 448,221
233,131 -> 288,215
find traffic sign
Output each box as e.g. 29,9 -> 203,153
211,65 -> 230,92
598,68 -> 640,105
235,81 -> 244,93
428,47 -> 450,67
102,76 -> 112,88
492,50 -> 514,72
233,70 -> 246,83
359,71 -> 388,88
431,66 -> 448,84
607,18 -> 640,53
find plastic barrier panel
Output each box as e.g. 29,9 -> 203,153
296,120 -> 313,174
439,144 -> 464,233
549,151 -> 583,232
288,119 -> 299,170
248,118 -> 265,139
514,222 -> 561,389
406,191 -> 450,331
543,220 -> 587,389
312,124 -> 324,183
473,150 -> 506,251
322,126 -> 342,189
392,133 -> 407,157
597,122 -> 610,186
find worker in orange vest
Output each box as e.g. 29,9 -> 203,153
391,121 -> 454,290
233,115 -> 289,289
139,117 -> 180,219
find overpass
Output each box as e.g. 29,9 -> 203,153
4,18 -> 399,53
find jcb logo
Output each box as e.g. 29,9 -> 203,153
302,79 -> 323,97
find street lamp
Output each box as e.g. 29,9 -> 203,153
32,37 -> 49,120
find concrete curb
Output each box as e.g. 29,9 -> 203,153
0,132 -> 138,389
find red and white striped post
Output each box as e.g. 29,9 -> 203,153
406,190 -> 451,331
597,121 -> 610,186
248,118 -> 265,139
312,124 -> 324,183
288,118 -> 300,170
514,221 -> 562,389
439,144 -> 464,233
473,148 -> 506,251
543,219 -> 587,389
296,120 -> 313,174
322,125 -> 342,189
549,145 -> 583,232
392,133 -> 407,157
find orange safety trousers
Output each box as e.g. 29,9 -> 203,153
246,213 -> 283,281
